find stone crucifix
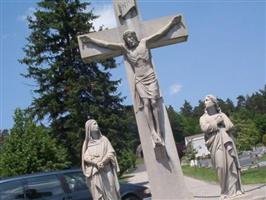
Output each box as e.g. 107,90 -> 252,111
78,0 -> 193,199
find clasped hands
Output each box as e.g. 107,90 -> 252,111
90,160 -> 104,170
215,114 -> 224,127
84,155 -> 105,169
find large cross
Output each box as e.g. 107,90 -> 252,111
78,1 -> 193,199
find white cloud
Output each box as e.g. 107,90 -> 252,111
17,7 -> 36,22
93,5 -> 116,30
169,84 -> 182,95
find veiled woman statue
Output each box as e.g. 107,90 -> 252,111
199,95 -> 243,200
82,119 -> 120,200
81,15 -> 181,147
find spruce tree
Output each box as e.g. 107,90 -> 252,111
20,0 -> 133,169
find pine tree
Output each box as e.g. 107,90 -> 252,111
167,105 -> 184,143
180,100 -> 193,117
20,0 -> 132,168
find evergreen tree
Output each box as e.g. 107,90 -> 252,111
19,0 -> 131,169
167,105 -> 184,142
192,100 -> 205,118
0,109 -> 70,177
180,101 -> 201,136
246,86 -> 266,114
218,98 -> 235,116
180,100 -> 193,117
236,95 -> 246,109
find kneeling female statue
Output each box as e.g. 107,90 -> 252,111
82,119 -> 120,200
200,95 -> 243,200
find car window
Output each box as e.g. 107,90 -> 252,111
0,180 -> 25,200
63,172 -> 88,192
25,175 -> 64,199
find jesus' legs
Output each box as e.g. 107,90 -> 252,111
143,99 -> 163,146
151,99 -> 164,145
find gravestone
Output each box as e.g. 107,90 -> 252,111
78,1 -> 193,199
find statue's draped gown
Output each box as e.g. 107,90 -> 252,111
82,131 -> 120,200
200,112 -> 243,197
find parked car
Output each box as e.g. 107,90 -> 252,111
0,169 -> 151,200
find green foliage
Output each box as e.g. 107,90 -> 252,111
183,142 -> 197,161
180,116 -> 201,136
117,149 -> 137,176
262,134 -> 266,146
19,0 -> 137,172
0,109 -> 71,177
232,116 -> 261,151
0,129 -> 9,149
167,106 -> 184,142
180,101 -> 201,136
167,86 -> 266,151
180,100 -> 193,117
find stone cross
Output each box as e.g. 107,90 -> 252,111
78,1 -> 193,199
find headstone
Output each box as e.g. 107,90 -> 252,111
78,1 -> 193,199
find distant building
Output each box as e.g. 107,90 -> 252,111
185,133 -> 210,158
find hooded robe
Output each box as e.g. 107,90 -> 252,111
82,120 -> 120,200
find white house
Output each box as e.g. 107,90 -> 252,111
185,133 -> 210,158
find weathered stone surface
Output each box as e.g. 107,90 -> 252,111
82,119 -> 120,200
78,1 -> 192,199
200,95 -> 243,200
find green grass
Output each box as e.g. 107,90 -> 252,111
259,154 -> 266,162
182,166 -> 218,183
241,167 -> 266,184
135,158 -> 144,165
182,165 -> 266,184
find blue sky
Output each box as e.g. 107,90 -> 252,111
0,0 -> 265,129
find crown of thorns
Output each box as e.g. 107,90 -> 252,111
123,30 -> 136,39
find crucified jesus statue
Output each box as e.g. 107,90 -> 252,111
81,15 -> 181,147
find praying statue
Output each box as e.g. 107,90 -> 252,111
81,119 -> 120,200
200,95 -> 243,200
80,15 -> 181,147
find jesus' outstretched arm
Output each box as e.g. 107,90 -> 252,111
144,15 -> 182,43
80,35 -> 124,50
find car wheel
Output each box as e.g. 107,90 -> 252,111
122,194 -> 141,200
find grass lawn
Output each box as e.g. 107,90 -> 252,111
241,167 -> 266,184
182,166 -> 218,183
259,154 -> 266,162
182,165 -> 266,184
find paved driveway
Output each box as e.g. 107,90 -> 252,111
126,164 -> 266,200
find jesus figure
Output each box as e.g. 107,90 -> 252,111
81,15 -> 181,146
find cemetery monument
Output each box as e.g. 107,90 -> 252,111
82,119 -> 121,200
78,0 -> 193,199
200,95 -> 244,200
